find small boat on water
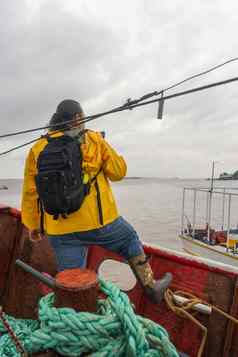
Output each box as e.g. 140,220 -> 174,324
179,186 -> 238,267
0,204 -> 238,356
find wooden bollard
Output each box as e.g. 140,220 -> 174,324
54,268 -> 99,313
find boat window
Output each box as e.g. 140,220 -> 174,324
98,259 -> 137,291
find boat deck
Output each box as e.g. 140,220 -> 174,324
0,205 -> 238,356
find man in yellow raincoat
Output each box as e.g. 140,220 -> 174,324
21,99 -> 172,304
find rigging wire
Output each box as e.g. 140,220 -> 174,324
1,75 -> 238,157
1,57 -> 238,141
122,57 -> 238,106
0,137 -> 41,156
163,57 -> 238,92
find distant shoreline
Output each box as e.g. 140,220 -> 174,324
1,177 -> 237,181
205,178 -> 238,181
0,185 -> 8,190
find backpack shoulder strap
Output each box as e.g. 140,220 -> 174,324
90,167 -> 104,225
37,198 -> 45,234
91,167 -> 103,183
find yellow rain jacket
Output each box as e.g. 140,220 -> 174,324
21,130 -> 127,235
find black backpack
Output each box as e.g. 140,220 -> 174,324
35,135 -> 90,221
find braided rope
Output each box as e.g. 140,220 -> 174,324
0,307 -> 28,356
0,280 -> 179,357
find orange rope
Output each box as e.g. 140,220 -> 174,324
164,289 -> 207,357
164,289 -> 238,357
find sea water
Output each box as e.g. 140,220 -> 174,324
1,178 -> 238,252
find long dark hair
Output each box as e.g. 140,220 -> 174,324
48,112 -> 71,131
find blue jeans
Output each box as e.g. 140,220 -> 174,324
47,216 -> 143,271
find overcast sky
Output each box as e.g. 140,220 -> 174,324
0,0 -> 238,178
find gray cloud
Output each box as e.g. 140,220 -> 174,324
0,0 -> 238,178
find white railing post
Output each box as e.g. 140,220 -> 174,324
207,190 -> 212,243
181,188 -> 185,235
221,188 -> 225,230
227,193 -> 231,252
205,191 -> 209,227
192,189 -> 197,237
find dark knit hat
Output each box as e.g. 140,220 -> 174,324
49,99 -> 83,130
56,99 -> 83,118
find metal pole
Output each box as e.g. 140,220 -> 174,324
221,188 -> 226,230
207,193 -> 213,243
15,260 -> 56,288
173,294 -> 211,315
207,161 -> 215,243
192,189 -> 197,238
210,161 -> 215,193
181,188 -> 185,235
227,194 -> 231,251
205,191 -> 209,226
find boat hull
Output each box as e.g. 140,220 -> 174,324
179,234 -> 238,267
0,205 -> 238,357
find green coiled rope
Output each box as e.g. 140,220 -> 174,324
0,279 -> 179,356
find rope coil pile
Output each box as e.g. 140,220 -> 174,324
0,279 -> 179,357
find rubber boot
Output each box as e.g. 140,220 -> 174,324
128,253 -> 172,304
